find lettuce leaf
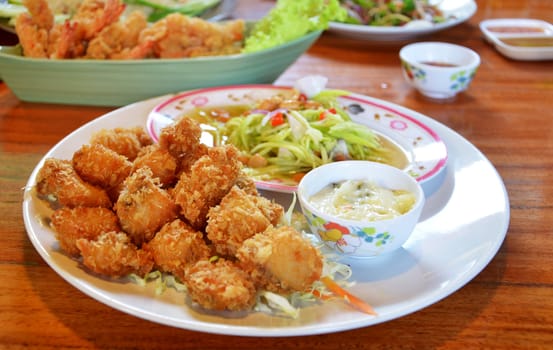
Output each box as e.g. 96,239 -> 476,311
243,0 -> 347,53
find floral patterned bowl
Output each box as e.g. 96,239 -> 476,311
297,161 -> 425,258
399,42 -> 480,100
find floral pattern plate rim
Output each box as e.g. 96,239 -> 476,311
146,85 -> 448,195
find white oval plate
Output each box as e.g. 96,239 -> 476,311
23,91 -> 509,337
146,85 -> 448,195
328,0 -> 477,41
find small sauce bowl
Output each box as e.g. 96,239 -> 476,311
297,161 -> 425,258
399,42 -> 480,100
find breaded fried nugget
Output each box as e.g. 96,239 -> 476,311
90,126 -> 152,161
236,226 -> 323,294
114,167 -> 177,246
184,259 -> 256,311
173,145 -> 242,229
72,143 -> 132,190
51,207 -> 120,256
206,186 -> 282,257
250,195 -> 284,226
36,158 -> 111,209
234,171 -> 259,196
158,116 -> 207,174
132,144 -> 178,187
76,231 -> 154,278
143,219 -> 211,281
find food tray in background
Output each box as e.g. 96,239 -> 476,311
479,18 -> 553,61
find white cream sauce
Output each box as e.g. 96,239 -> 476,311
309,180 -> 415,221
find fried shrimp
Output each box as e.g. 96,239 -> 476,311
90,126 -> 152,161
85,10 -> 151,59
132,144 -> 178,187
174,145 -> 242,229
36,158 -> 111,209
138,13 -> 244,58
15,0 -> 54,58
183,259 -> 257,311
72,143 -> 133,191
237,226 -> 323,294
76,231 -> 154,278
143,219 -> 211,281
206,186 -> 282,257
51,207 -> 120,256
114,167 -> 177,246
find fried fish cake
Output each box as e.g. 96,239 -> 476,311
236,225 -> 323,294
90,126 -> 151,161
183,259 -> 256,311
72,143 -> 133,191
206,186 -> 281,257
132,144 -> 178,187
143,219 -> 211,281
173,145 -> 242,230
36,158 -> 111,209
51,206 -> 121,256
76,231 -> 154,278
114,167 -> 177,246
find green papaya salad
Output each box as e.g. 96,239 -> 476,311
201,76 -> 392,185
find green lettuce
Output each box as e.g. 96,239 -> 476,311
243,0 -> 347,53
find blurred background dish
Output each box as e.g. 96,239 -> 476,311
0,0 -> 236,33
479,18 -> 553,61
328,0 -> 476,41
0,26 -> 322,106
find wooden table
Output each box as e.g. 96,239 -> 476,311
1,0 -> 552,348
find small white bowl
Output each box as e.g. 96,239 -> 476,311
399,42 -> 480,100
297,161 -> 425,258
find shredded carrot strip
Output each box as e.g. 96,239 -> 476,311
320,276 -> 377,315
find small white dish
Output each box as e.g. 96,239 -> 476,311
479,18 -> 553,61
298,161 -> 425,258
399,42 -> 480,100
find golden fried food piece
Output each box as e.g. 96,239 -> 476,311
234,171 -> 259,196
72,143 -> 133,190
15,0 -> 54,58
51,206 -> 120,256
237,226 -> 323,294
76,231 -> 154,278
36,158 -> 111,209
85,10 -> 150,59
250,195 -> 284,227
138,14 -> 244,58
158,116 -> 206,174
173,145 -> 242,229
143,219 -> 211,281
206,186 -> 282,257
90,126 -> 152,161
114,167 -> 177,246
183,259 -> 256,311
132,144 -> 178,187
